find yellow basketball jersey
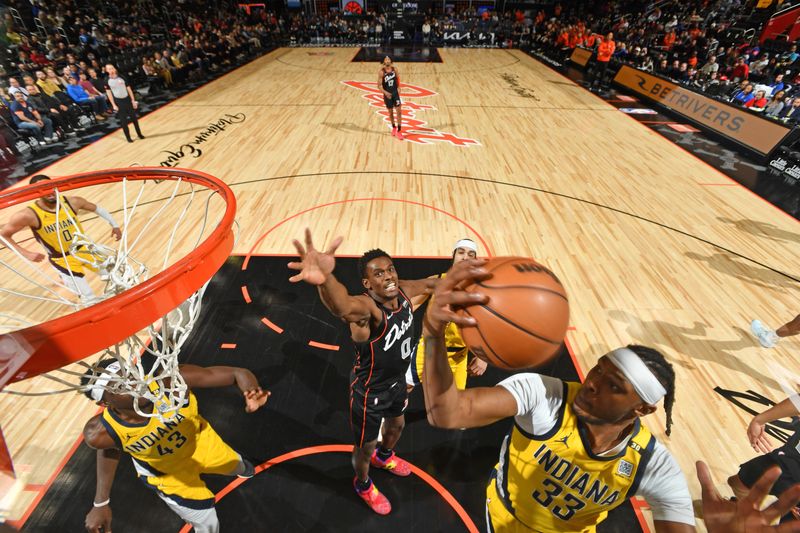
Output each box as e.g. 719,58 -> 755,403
100,382 -> 241,505
413,273 -> 469,389
100,387 -> 204,473
28,199 -> 89,275
488,381 -> 655,532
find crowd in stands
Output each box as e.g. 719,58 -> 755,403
278,0 -> 800,128
0,0 -> 797,171
0,0 -> 539,164
0,0 -> 279,162
531,0 -> 800,123
281,10 -> 529,47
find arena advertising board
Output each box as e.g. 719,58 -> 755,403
569,47 -> 592,67
442,32 -> 495,44
613,65 -> 791,155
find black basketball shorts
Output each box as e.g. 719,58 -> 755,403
739,451 -> 800,496
349,380 -> 407,447
739,450 -> 800,522
384,94 -> 402,109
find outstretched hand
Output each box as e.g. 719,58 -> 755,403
468,356 -> 488,376
232,368 -> 270,412
697,461 -> 800,532
423,258 -> 490,337
85,505 -> 112,533
243,388 -> 270,413
748,418 -> 773,454
288,228 -> 343,286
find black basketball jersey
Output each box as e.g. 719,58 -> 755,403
770,428 -> 800,480
381,68 -> 398,94
352,289 -> 414,390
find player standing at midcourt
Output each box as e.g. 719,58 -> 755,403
379,56 -> 403,140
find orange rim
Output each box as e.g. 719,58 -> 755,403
1,167 -> 236,385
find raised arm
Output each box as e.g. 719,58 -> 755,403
288,228 -> 375,324
83,415 -> 121,533
399,276 -> 436,301
747,397 -> 800,454
0,209 -> 45,262
422,259 -> 518,429
408,273 -> 437,310
68,196 -> 122,240
178,364 -> 270,412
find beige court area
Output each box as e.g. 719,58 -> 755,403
2,47 -> 800,529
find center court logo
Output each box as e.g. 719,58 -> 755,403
341,81 -> 480,146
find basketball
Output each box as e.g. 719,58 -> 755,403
456,257 -> 569,369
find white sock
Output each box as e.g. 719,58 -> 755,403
230,455 -> 248,476
59,272 -> 95,301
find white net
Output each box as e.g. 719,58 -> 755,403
78,291 -> 205,420
0,172 -> 232,421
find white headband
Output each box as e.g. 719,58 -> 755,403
89,361 -> 121,402
453,239 -> 477,253
606,348 -> 666,405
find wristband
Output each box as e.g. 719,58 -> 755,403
94,205 -> 119,228
93,498 -> 110,507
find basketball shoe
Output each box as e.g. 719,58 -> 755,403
237,458 -> 255,478
370,449 -> 411,476
354,477 -> 391,515
751,319 -> 779,348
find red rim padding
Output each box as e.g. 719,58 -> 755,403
0,168 -> 236,385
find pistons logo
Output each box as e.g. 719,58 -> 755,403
344,1 -> 362,14
342,80 -> 481,147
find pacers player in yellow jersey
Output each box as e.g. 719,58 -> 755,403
421,259 -> 698,532
0,174 -> 121,300
406,238 -> 487,393
80,360 -> 269,533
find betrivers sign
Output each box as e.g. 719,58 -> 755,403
613,65 -> 790,155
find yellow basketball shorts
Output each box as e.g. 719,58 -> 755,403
49,249 -> 107,276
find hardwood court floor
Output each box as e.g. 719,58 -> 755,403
2,47 -> 800,530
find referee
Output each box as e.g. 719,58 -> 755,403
104,64 -> 145,143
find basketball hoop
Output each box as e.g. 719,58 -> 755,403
0,167 -> 235,420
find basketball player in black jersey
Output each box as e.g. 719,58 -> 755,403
289,229 -> 432,515
379,56 -> 403,140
